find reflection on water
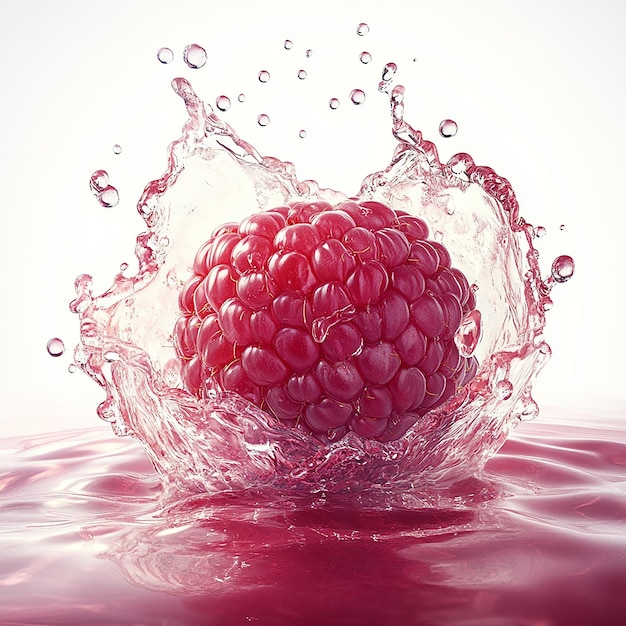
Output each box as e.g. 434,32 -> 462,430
0,408 -> 625,625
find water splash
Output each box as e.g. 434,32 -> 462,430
70,72 -> 572,497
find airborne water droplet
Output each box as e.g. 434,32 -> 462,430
89,170 -> 109,193
98,186 -> 119,208
329,98 -> 340,110
298,69 -> 307,80
257,114 -> 270,127
284,39 -> 293,50
216,95 -> 231,111
183,44 -> 207,69
68,363 -> 77,373
551,255 -> 575,283
439,119 -> 458,138
350,89 -> 366,105
299,129 -> 307,138
238,93 -> 246,103
356,23 -> 370,36
258,70 -> 270,83
47,337 -> 65,357
560,224 -> 566,231
381,62 -> 397,83
535,225 -> 546,238
112,144 -> 122,155
360,51 -> 372,64
156,47 -> 174,64
305,49 -> 313,58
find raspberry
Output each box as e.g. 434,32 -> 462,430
174,200 -> 479,443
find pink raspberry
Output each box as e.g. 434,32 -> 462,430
174,200 -> 478,443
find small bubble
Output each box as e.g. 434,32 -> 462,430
495,379 -> 513,400
439,119 -> 458,138
298,69 -> 307,80
350,89 -> 366,105
156,47 -> 174,64
258,70 -> 270,83
98,186 -> 119,208
216,95 -> 231,111
284,39 -> 293,50
238,93 -> 246,103
183,44 -> 207,69
68,363 -> 77,373
535,225 -> 546,238
329,97 -> 340,110
257,114 -> 270,127
89,170 -> 109,193
551,255 -> 575,283
47,337 -> 65,357
305,49 -> 313,58
299,129 -> 307,138
112,144 -> 122,155
356,23 -> 370,36
359,51 -> 372,64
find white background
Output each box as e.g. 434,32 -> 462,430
1,0 -> 624,437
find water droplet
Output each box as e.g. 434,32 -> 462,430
298,69 -> 307,80
89,170 -> 109,193
454,310 -> 482,357
360,51 -> 372,64
156,47 -> 174,64
284,39 -> 293,50
560,224 -> 566,231
120,262 -> 129,272
216,95 -> 231,111
238,93 -> 246,103
350,89 -> 366,105
112,144 -> 122,155
495,379 -> 513,400
381,62 -> 397,83
47,337 -> 65,357
97,185 -> 120,208
551,255 -> 575,284
258,70 -> 270,83
356,23 -> 370,36
299,129 -> 307,138
329,98 -> 340,110
183,44 -> 207,69
535,225 -> 546,238
305,49 -> 313,58
68,363 -> 77,373
257,114 -> 270,127
439,119 -> 458,138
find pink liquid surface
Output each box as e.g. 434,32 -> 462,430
1,408 -> 625,625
